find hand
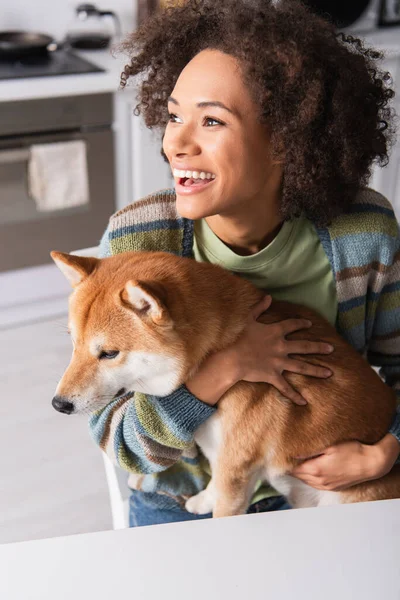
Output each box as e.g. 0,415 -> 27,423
291,435 -> 400,491
231,295 -> 334,405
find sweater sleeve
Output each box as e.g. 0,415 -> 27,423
366,221 -> 400,446
88,222 -> 216,473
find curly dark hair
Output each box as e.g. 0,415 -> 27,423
118,0 -> 396,225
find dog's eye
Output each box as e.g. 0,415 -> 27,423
99,350 -> 120,360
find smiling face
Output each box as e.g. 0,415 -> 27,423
162,49 -> 283,222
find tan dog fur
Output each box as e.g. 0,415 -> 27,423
51,250 -> 400,516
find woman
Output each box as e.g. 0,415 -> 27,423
91,0 -> 400,527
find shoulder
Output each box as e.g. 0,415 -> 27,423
328,187 -> 399,240
350,187 -> 397,218
323,188 -> 400,271
108,188 -> 178,231
99,188 -> 190,257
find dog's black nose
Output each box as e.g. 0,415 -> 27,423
52,396 -> 74,415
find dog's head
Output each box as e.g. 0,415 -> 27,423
50,251 -> 191,415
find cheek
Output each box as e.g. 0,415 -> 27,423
214,137 -> 256,183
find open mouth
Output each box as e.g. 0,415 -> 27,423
179,176 -> 213,188
175,176 -> 216,194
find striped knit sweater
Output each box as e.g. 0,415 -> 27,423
90,187 -> 400,504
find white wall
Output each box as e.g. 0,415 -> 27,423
0,0 -> 136,40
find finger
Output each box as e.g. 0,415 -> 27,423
284,359 -> 332,378
292,458 -> 323,477
272,376 -> 307,406
286,340 -> 334,355
295,451 -> 326,461
292,466 -> 317,478
292,473 -> 326,489
291,470 -> 316,484
251,295 -> 272,320
278,318 -> 313,335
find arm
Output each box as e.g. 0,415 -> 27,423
367,221 -> 400,455
88,225 -> 216,474
293,217 -> 400,490
89,387 -> 215,474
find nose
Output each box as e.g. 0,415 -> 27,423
52,395 -> 75,415
163,123 -> 200,160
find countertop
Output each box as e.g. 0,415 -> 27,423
1,499 -> 400,600
0,46 -> 127,102
0,27 -> 399,103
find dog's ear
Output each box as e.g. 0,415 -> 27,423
50,251 -> 99,288
121,279 -> 172,328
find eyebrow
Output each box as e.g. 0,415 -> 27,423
168,96 -> 236,116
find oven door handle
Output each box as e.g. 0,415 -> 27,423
0,148 -> 31,165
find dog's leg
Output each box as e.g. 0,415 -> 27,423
186,412 -> 223,515
185,477 -> 217,515
212,466 -> 261,518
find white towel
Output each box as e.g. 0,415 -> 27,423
28,140 -> 89,212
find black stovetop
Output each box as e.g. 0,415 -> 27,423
0,50 -> 104,81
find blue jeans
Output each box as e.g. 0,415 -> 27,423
129,491 -> 291,527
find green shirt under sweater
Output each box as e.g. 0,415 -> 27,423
193,216 -> 338,501
193,216 -> 338,324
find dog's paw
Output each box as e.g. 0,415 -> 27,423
185,490 -> 214,515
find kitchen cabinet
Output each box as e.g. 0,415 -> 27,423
114,88 -> 172,211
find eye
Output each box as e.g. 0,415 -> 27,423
99,350 -> 120,360
203,116 -> 224,127
168,113 -> 182,123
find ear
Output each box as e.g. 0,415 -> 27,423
50,251 -> 99,288
121,279 -> 172,328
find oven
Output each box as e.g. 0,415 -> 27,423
0,92 -> 115,272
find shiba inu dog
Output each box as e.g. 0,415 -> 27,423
51,249 -> 400,517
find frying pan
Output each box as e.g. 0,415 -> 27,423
0,31 -> 58,57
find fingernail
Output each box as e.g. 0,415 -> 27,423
306,320 -> 312,327
324,369 -> 332,377
326,345 -> 334,352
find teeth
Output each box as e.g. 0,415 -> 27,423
173,168 -> 216,180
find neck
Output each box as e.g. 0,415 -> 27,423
205,170 -> 284,256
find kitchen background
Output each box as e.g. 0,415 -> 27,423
2,0 -> 135,38
0,0 -> 399,545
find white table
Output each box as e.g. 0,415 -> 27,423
0,499 -> 399,600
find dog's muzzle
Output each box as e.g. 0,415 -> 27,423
52,396 -> 75,415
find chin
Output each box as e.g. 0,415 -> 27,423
175,193 -> 217,221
